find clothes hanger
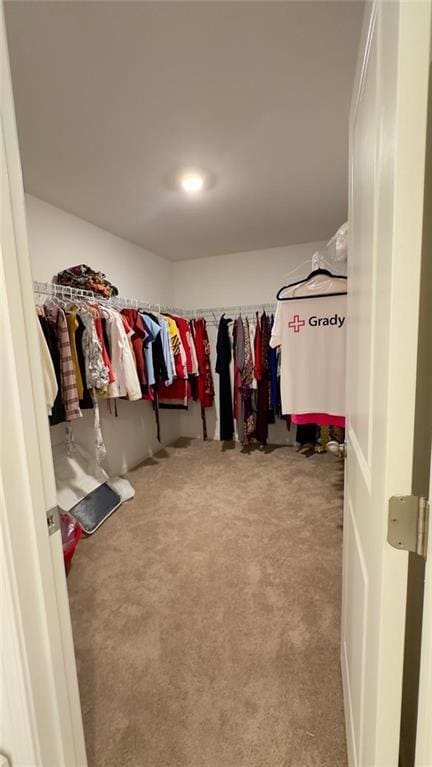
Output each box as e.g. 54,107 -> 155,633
35,292 -> 46,311
276,267 -> 347,301
98,304 -> 111,319
44,293 -> 65,309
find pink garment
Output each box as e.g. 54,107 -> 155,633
291,413 -> 346,427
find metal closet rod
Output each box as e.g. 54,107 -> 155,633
190,303 -> 276,316
32,280 -> 188,316
32,282 -> 276,320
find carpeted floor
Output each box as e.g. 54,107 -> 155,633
68,438 -> 347,767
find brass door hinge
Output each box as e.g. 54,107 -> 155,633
388,495 -> 429,559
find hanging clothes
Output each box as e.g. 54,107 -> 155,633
239,317 -> 256,442
187,322 -> 199,376
170,315 -> 194,376
105,309 -> 141,401
121,309 -> 147,387
79,309 -> 110,393
36,311 -> 58,415
45,304 -> 82,422
164,315 -> 184,377
255,311 -> 271,445
233,315 -> 256,444
232,316 -> 244,441
157,313 -> 190,409
138,312 -> 160,389
253,311 -> 262,384
268,314 -> 280,412
249,317 -> 257,391
75,314 -> 94,410
75,307 -> 111,462
65,309 -> 84,401
192,318 -> 214,409
94,309 -> 116,386
270,293 -> 347,418
34,284 -> 216,457
136,312 -> 163,439
192,318 -> 214,439
216,314 -> 234,441
160,313 -> 197,407
38,313 -> 65,425
156,315 -> 175,386
144,312 -> 169,386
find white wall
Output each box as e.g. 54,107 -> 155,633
173,241 -> 325,443
26,194 -> 172,303
26,194 -> 180,475
172,242 -> 324,308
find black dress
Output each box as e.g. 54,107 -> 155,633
75,315 -> 94,410
215,314 -> 234,441
256,311 -> 272,445
39,315 -> 66,425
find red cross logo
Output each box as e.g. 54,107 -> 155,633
288,314 -> 306,333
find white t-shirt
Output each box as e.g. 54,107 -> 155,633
270,293 -> 347,416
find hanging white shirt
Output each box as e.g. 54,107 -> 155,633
36,313 -> 58,414
270,292 -> 347,416
187,324 -> 199,376
106,310 -> 142,401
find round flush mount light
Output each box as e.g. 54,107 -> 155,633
167,166 -> 215,195
177,167 -> 208,195
180,171 -> 205,194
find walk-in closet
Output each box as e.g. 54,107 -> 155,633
3,2 -> 432,767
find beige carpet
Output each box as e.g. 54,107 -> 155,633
68,438 -> 347,767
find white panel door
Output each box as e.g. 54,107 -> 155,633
342,2 -> 431,766
1,5 -> 86,765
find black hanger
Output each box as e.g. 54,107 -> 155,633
276,267 -> 347,301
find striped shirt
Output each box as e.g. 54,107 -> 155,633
46,305 -> 82,422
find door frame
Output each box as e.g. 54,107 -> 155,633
1,5 -> 86,765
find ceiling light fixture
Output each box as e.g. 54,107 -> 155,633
179,169 -> 206,195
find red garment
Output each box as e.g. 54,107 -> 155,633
193,318 -> 214,408
93,314 -> 115,384
174,351 -> 185,379
120,313 -> 133,336
121,309 -> 147,386
120,314 -> 142,384
158,316 -> 189,404
171,316 -> 194,375
158,379 -> 191,404
291,413 -> 346,427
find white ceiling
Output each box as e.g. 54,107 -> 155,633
5,1 -> 364,261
